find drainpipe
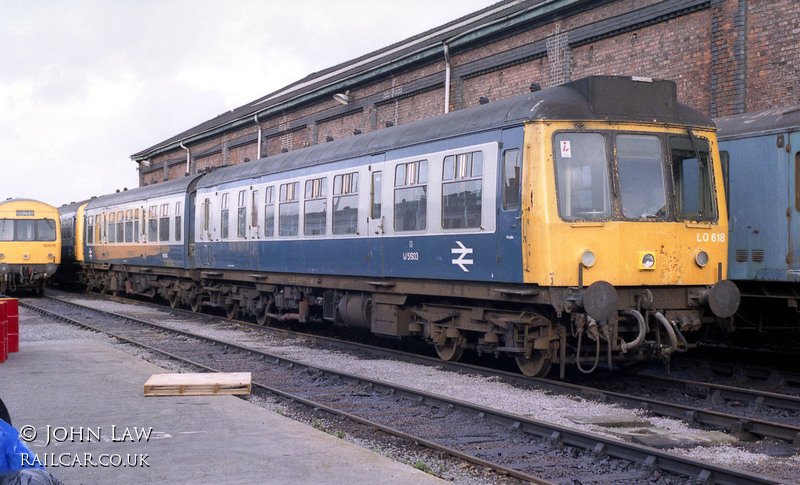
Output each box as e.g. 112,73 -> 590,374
254,113 -> 262,159
180,140 -> 191,174
443,42 -> 451,114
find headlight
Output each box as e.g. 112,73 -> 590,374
640,252 -> 656,270
695,250 -> 709,267
581,250 -> 596,268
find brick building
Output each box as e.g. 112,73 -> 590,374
132,0 -> 800,186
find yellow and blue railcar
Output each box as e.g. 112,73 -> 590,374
73,76 -> 737,376
55,200 -> 88,287
0,199 -> 60,294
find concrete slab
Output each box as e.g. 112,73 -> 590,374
1,338 -> 450,484
566,413 -> 652,428
628,431 -> 738,449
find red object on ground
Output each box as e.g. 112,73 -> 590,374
0,302 -> 6,363
0,298 -> 18,353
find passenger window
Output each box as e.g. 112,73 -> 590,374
333,172 -> 358,235
148,206 -> 158,242
371,171 -> 382,219
202,198 -> 210,235
264,187 -> 275,237
125,210 -> 133,243
394,160 -> 428,232
116,211 -> 124,242
502,149 -> 521,210
159,203 -> 170,242
175,202 -> 182,242
304,177 -> 327,236
237,190 -> 247,239
107,213 -> 116,243
442,151 -> 482,229
279,182 -> 299,236
251,190 -> 259,231
220,193 -> 229,239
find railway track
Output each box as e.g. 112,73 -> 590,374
63,292 -> 800,445
22,295 -> 793,485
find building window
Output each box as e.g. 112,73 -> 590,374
394,160 -> 427,231
279,182 -> 299,236
442,151 -> 482,229
304,177 -> 327,236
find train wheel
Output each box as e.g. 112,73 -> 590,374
435,338 -> 464,361
190,295 -> 203,313
225,302 -> 240,320
256,299 -> 274,326
168,293 -> 179,309
515,351 -> 551,377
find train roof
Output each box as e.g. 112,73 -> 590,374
197,76 -> 713,189
716,104 -> 800,140
58,199 -> 91,213
0,198 -> 57,209
85,173 -> 203,210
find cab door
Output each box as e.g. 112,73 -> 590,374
496,128 -> 525,282
788,130 -> 800,279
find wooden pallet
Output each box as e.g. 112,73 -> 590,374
144,372 -> 251,397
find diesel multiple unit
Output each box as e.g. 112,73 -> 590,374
59,76 -> 739,376
0,199 -> 60,294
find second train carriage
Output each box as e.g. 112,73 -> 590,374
716,105 -> 800,332
0,199 -> 60,294
65,76 -> 738,376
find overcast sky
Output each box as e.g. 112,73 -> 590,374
0,0 -> 493,208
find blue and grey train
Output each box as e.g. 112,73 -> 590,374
60,76 -> 739,376
716,106 -> 800,332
